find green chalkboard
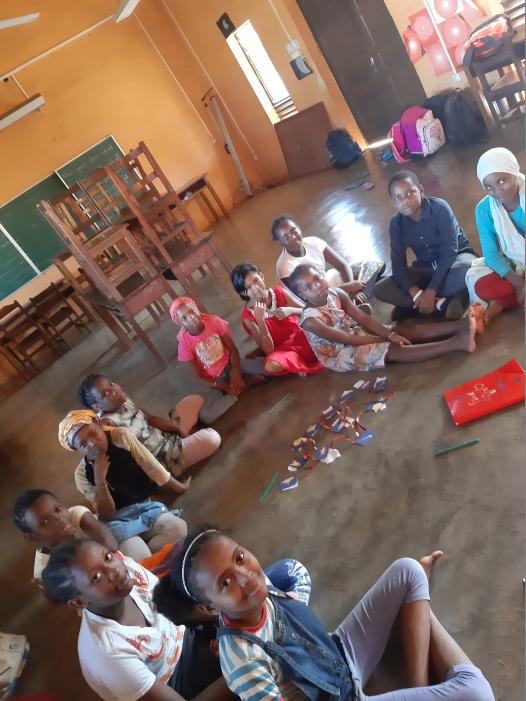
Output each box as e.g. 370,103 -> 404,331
0,235 -> 36,299
56,136 -> 124,186
0,174 -> 67,276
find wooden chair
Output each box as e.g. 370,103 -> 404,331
53,251 -> 98,323
38,200 -> 157,303
0,301 -> 63,379
464,35 -> 525,130
103,141 -> 201,264
28,282 -> 91,348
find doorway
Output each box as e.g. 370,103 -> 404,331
297,0 -> 427,142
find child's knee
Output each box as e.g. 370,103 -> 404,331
264,359 -> 284,374
449,666 -> 495,701
388,557 -> 427,590
205,428 -> 222,450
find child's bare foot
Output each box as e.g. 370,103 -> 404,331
469,302 -> 485,335
483,300 -> 504,325
456,315 -> 477,352
245,375 -> 268,389
419,550 -> 444,578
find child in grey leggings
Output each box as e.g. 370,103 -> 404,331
335,556 -> 494,700
162,528 -> 495,701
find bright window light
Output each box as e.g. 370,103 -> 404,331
227,20 -> 296,123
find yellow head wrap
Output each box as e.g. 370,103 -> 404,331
58,409 -> 98,451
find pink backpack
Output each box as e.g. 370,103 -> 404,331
389,107 -> 445,163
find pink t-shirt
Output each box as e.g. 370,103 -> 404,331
177,314 -> 230,378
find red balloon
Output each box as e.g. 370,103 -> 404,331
442,16 -> 470,47
434,0 -> 459,19
428,41 -> 451,76
403,27 -> 423,63
413,15 -> 435,42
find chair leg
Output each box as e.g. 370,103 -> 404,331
128,316 -> 168,367
0,345 -> 34,381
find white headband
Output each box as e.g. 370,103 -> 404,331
180,529 -> 218,600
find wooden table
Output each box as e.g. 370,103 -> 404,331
177,173 -> 229,221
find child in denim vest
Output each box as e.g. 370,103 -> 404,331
154,527 -> 494,701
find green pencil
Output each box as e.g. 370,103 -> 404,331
259,471 -> 280,502
433,439 -> 479,458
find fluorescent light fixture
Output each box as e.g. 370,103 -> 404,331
0,13 -> 40,30
0,94 -> 45,130
114,0 -> 142,22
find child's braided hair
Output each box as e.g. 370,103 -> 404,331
153,525 -> 222,624
41,539 -> 85,603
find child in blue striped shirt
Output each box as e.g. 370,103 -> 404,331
157,526 -> 494,701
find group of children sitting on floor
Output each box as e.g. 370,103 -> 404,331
11,146 -> 522,700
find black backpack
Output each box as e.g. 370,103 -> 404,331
326,129 -> 362,169
442,89 -> 487,144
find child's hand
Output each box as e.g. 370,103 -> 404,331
178,476 -> 192,493
253,302 -> 267,324
347,281 -> 366,295
389,332 -> 411,345
94,453 -> 110,484
230,368 -> 246,395
415,288 -> 436,315
31,576 -> 44,591
353,292 -> 368,305
274,307 -> 294,320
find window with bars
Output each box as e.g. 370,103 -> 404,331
502,0 -> 525,29
227,21 -> 297,123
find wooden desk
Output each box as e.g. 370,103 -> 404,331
177,174 -> 229,221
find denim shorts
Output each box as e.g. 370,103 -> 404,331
103,499 -> 182,544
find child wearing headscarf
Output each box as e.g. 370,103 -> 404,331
58,410 -> 188,561
466,147 -> 524,326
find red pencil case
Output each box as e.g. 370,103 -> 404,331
443,359 -> 525,426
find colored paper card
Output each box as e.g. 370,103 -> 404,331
373,376 -> 388,392
355,431 -> 375,446
288,457 -> 308,472
321,405 -> 337,418
315,446 -> 341,463
354,379 -> 373,391
366,401 -> 386,413
280,477 -> 299,492
292,436 -> 308,451
304,423 -> 321,437
339,389 -> 355,402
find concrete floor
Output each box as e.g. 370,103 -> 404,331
1,124 -> 523,700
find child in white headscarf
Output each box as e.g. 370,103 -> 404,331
465,147 -> 524,326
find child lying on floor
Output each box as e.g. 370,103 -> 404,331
170,297 -> 269,401
288,264 -> 482,372
12,488 -> 185,583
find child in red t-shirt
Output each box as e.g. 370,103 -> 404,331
170,297 -> 267,398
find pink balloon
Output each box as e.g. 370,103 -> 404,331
427,41 -> 451,76
413,15 -> 435,42
433,0 -> 459,19
442,16 -> 470,47
403,27 -> 423,63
